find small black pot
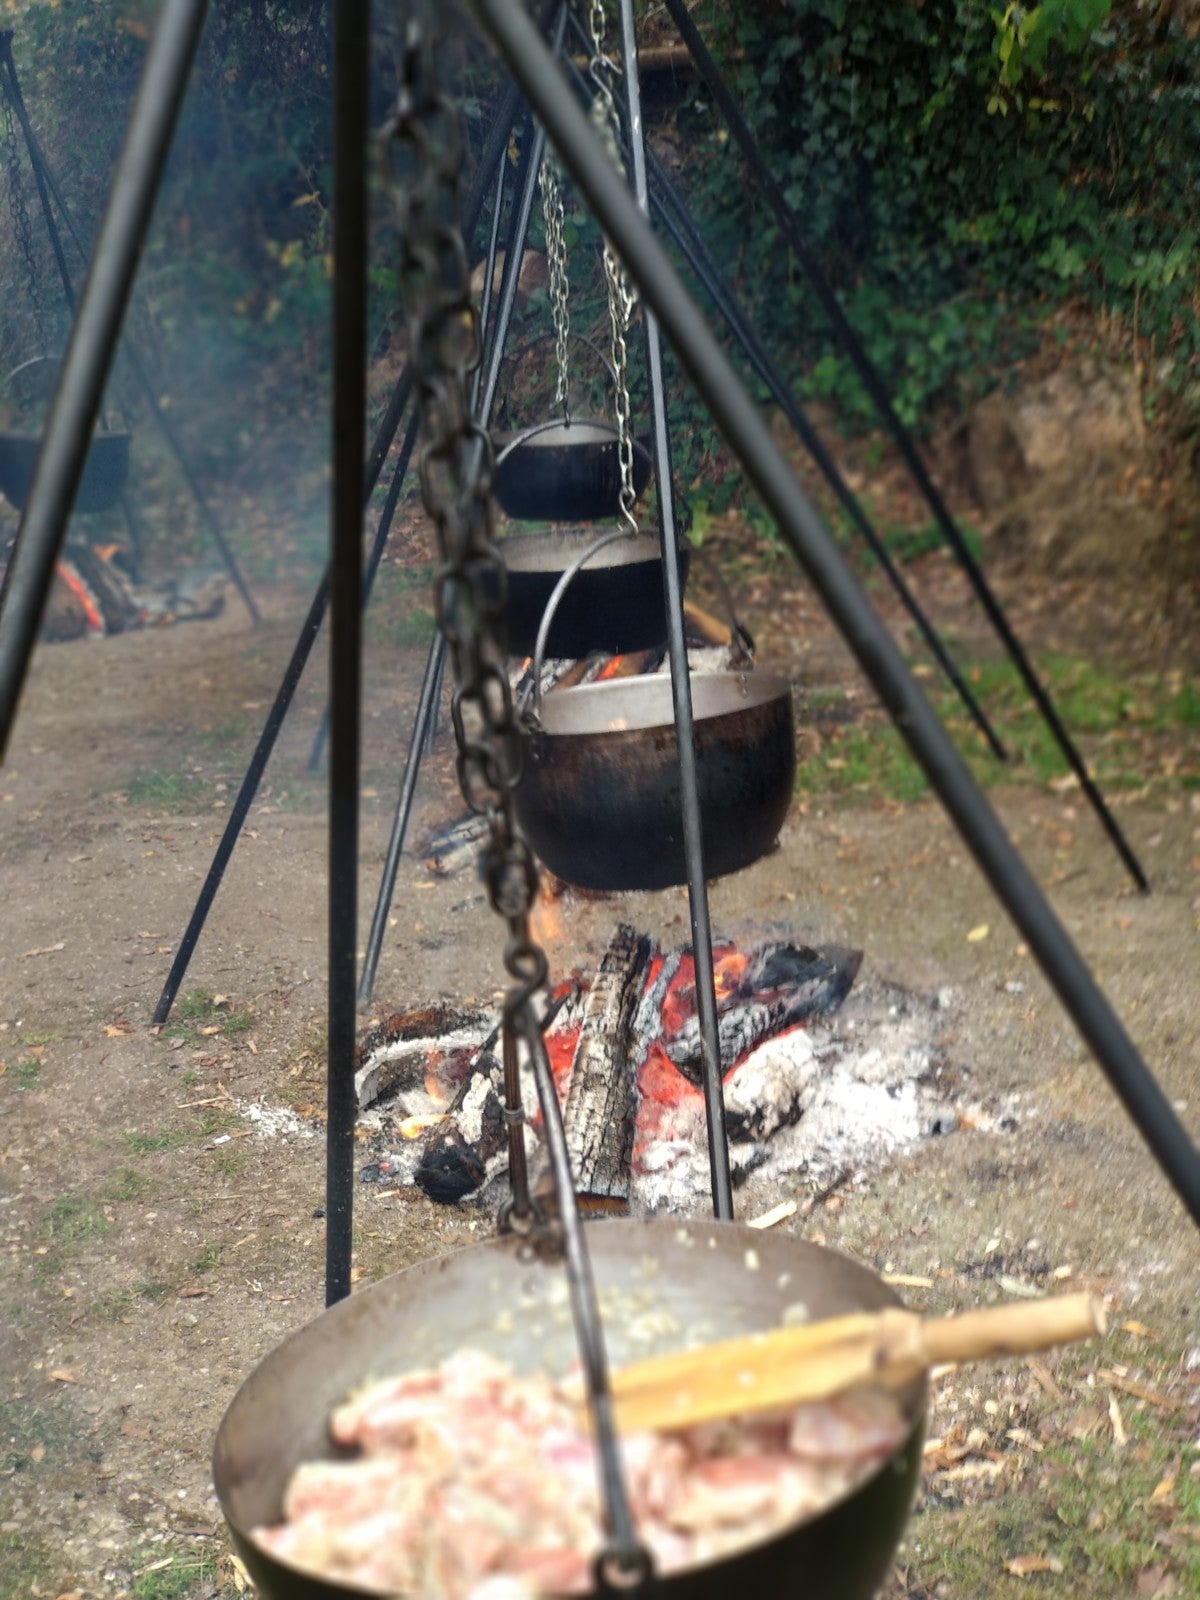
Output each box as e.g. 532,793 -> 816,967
0,430 -> 131,514
497,526 -> 689,659
493,419 -> 652,524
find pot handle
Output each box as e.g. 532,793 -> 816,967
493,415 -> 653,483
493,329 -> 618,430
523,526 -> 637,722
688,543 -> 756,669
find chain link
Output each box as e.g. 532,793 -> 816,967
2,87 -> 48,350
587,0 -> 639,531
538,158 -> 572,419
384,4 -> 548,1223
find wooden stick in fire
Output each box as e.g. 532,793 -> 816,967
584,1292 -> 1103,1435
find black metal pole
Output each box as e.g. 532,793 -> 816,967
660,0 -> 1148,894
325,0 -> 370,1308
151,71 -> 529,1027
0,29 -> 260,622
644,154 -> 1008,764
357,629 -> 447,1004
0,34 -> 75,315
0,0 -> 210,758
306,400 -> 422,773
466,0 -> 1199,1225
1,34 -> 147,572
613,0 -> 733,1220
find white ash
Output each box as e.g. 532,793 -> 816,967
631,979 -> 960,1217
236,1099 -> 317,1141
354,1017 -> 496,1109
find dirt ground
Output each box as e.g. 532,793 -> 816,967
1,535 -> 1197,1600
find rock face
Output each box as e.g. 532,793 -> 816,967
965,360 -> 1174,577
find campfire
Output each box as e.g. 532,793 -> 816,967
356,924 -> 963,1215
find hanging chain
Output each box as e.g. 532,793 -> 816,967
383,3 -> 547,1226
2,85 -> 48,350
538,157 -> 572,420
587,0 -> 639,532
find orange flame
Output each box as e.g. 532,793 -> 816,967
530,891 -> 564,948
713,947 -> 750,1001
396,1113 -> 447,1140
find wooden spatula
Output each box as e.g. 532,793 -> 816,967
587,1292 -> 1104,1435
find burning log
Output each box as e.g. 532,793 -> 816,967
559,924 -> 653,1205
353,928 -> 965,1216
652,943 -> 864,1085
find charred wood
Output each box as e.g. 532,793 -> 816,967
561,923 -> 654,1203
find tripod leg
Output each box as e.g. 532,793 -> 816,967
358,630 -> 447,1005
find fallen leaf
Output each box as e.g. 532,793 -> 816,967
746,1199 -> 798,1230
1121,1319 -> 1157,1339
104,1021 -> 134,1037
1150,1471 -> 1177,1504
48,1368 -> 80,1384
1109,1393 -> 1128,1447
1067,1404 -> 1106,1439
120,1418 -> 152,1442
967,924 -> 989,942
1134,1566 -> 1175,1597
23,942 -> 65,958
1004,1555 -> 1064,1577
178,1284 -> 210,1299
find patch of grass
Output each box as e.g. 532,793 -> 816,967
0,1529 -> 59,1596
913,1407 -> 1197,1598
193,717 -> 249,754
210,1147 -> 249,1180
129,1544 -> 220,1600
386,608 -> 437,649
91,1288 -> 136,1323
194,1106 -> 239,1138
179,987 -> 218,1020
795,721 -> 930,804
11,1055 -> 43,1090
189,1241 -> 224,1274
134,1280 -> 176,1303
793,651 -> 1200,806
170,988 -> 253,1040
104,1166 -> 156,1202
44,1193 -> 110,1243
124,1129 -> 186,1156
18,1027 -> 62,1047
124,769 -> 211,810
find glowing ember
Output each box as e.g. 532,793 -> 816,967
530,892 -> 564,949
396,1113 -> 448,1140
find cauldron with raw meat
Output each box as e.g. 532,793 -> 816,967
213,1218 -> 926,1600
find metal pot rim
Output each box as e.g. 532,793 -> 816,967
533,671 -> 793,736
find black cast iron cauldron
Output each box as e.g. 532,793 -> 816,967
497,525 -> 689,659
213,1219 -> 926,1600
515,671 -> 796,892
0,429 -> 131,514
493,418 -> 653,524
